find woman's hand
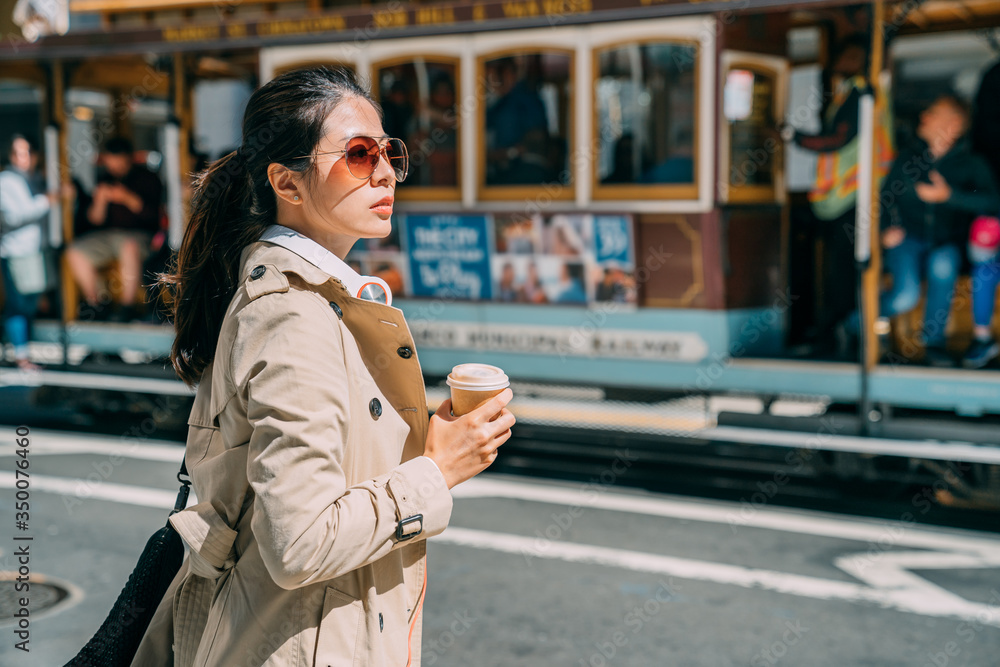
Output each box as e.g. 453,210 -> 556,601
424,388 -> 515,489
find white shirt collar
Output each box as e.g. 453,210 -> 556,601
259,224 -> 392,304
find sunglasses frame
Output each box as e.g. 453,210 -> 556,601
293,135 -> 409,182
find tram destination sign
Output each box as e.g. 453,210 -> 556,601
408,321 -> 709,363
2,0 -> 861,59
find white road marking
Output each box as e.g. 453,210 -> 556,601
454,477 -> 1000,553
434,527 -> 1000,627
5,445 -> 1000,626
0,473 -> 196,509
0,429 -> 185,462
0,369 -> 195,395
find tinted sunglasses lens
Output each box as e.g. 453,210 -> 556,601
386,138 -> 408,182
345,137 -> 380,178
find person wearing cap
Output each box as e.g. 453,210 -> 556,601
65,136 -> 162,321
965,216 -> 1000,368
870,94 -> 999,365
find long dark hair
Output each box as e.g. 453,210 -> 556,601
161,66 -> 376,385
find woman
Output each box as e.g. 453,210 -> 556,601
0,134 -> 54,371
133,67 -> 514,666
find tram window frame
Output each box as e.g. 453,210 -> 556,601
591,38 -> 701,203
371,55 -> 462,202
271,60 -> 356,79
718,52 -> 788,205
476,48 -> 576,203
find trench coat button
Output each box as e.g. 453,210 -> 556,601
250,265 -> 266,280
329,301 -> 343,319
379,612 -> 384,632
369,397 -> 382,420
396,346 -> 413,359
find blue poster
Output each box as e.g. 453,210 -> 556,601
404,214 -> 493,300
593,215 -> 634,266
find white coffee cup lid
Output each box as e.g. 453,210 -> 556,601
446,363 -> 510,391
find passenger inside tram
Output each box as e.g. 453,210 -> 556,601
0,134 -> 54,371
846,94 -> 999,366
783,33 -> 876,356
65,137 -> 163,323
484,57 -> 553,185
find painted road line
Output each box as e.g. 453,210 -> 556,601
434,527 -> 1000,627
0,429 -> 185,462
0,369 -> 195,395
6,472 -> 999,625
0,473 -> 196,509
454,477 -> 1000,554
3,434 -> 998,555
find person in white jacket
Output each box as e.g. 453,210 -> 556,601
0,134 -> 55,370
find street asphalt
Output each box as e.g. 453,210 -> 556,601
0,429 -> 998,666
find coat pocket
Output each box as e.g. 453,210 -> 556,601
315,587 -> 364,667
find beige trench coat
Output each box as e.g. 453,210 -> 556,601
132,241 -> 453,667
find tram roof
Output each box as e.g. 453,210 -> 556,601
6,0 -> 1000,62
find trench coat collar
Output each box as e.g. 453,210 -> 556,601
257,225 -> 393,305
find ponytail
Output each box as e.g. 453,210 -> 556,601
160,66 -> 374,386
160,151 -> 265,385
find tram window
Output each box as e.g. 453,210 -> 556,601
481,51 -> 573,193
374,59 -> 459,195
726,68 -> 777,189
595,41 -> 697,197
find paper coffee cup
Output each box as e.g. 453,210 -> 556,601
446,363 -> 510,416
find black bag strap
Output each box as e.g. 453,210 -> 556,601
169,457 -> 192,520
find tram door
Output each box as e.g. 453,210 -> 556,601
717,50 -> 791,358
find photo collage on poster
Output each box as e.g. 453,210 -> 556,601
347,213 -> 635,305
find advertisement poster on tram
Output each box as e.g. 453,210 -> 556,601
491,213 -> 636,306
402,213 -> 493,300
349,213 -> 633,304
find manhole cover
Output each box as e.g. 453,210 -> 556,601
0,571 -> 76,623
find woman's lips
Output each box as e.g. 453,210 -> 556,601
370,197 -> 394,215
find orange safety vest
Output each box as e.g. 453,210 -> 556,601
809,75 -> 895,221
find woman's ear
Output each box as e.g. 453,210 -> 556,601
268,163 -> 304,205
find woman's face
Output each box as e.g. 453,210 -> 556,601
294,97 -> 397,254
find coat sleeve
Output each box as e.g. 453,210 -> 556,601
947,155 -> 1000,215
0,172 -> 49,230
232,288 -> 453,591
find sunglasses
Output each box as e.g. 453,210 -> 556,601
295,136 -> 408,182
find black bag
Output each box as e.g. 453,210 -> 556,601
64,461 -> 191,667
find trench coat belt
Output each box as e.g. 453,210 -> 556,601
169,501 -> 240,578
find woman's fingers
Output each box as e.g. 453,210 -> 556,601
471,388 -> 513,422
488,408 -> 516,436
